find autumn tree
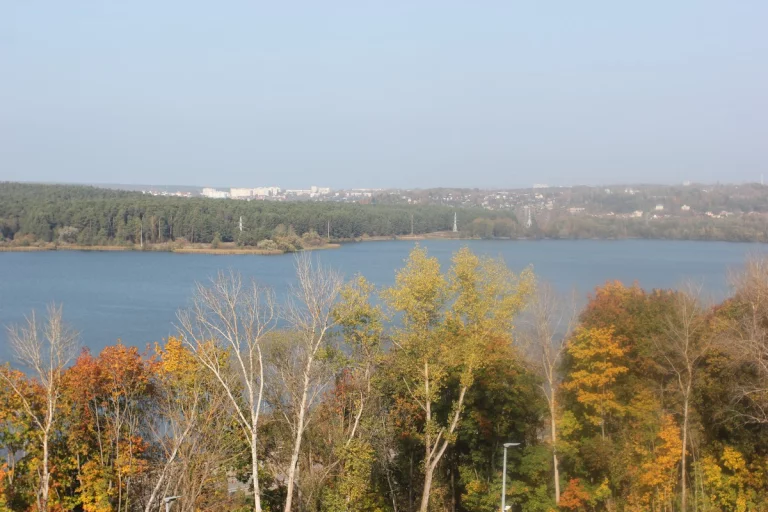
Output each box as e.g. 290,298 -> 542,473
653,287 -> 711,511
276,253 -> 344,512
563,326 -> 628,439
315,275 -> 385,511
722,256 -> 768,425
383,246 -> 533,512
1,305 -> 78,511
519,282 -> 577,503
178,270 -> 276,512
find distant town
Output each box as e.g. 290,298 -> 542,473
136,181 -> 768,225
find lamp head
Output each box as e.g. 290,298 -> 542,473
504,442 -> 520,448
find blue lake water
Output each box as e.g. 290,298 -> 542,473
1,240 -> 765,359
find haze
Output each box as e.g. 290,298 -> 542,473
2,2 -> 767,189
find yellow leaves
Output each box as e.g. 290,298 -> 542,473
77,460 -> 113,512
700,445 -> 766,511
563,326 -> 628,428
624,413 -> 681,511
334,275 -> 384,356
383,245 -> 447,332
722,446 -> 747,474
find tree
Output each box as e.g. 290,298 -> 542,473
383,246 -> 533,512
563,326 -> 628,439
1,305 -> 78,511
278,253 -> 344,512
519,283 -> 577,504
178,270 -> 276,512
722,256 -> 768,424
653,287 -> 711,511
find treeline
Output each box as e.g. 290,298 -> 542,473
3,248 -> 768,511
0,183 -> 514,247
462,213 -> 768,243
564,183 -> 768,215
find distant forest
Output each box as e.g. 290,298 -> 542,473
1,183 -> 768,248
0,183 -> 513,248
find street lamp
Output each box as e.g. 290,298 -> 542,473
501,442 -> 520,512
163,495 -> 181,512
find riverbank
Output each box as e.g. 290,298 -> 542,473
0,242 -> 341,255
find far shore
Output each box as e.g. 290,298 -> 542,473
0,242 -> 342,255
1,235 -> 765,255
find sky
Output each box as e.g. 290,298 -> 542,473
1,2 -> 767,189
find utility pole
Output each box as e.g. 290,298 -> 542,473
239,216 -> 243,233
327,219 -> 330,241
501,442 -> 520,512
411,213 -> 414,236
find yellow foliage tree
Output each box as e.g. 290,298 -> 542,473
563,326 -> 628,439
384,246 -> 533,512
625,413 -> 682,511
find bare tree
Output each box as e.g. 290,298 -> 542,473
518,283 -> 577,504
143,368 -> 201,512
279,253 -> 344,512
1,305 -> 78,512
653,285 -> 711,512
178,270 -> 276,512
723,256 -> 768,425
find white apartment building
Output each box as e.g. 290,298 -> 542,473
253,186 -> 281,197
230,188 -> 253,199
201,187 -> 230,199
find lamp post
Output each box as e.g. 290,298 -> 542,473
501,442 -> 520,512
163,495 -> 181,512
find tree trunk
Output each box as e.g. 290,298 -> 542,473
252,429 -> 262,512
418,465 -> 435,512
551,394 -> 560,504
681,390 -> 690,512
284,361 -> 312,512
40,428 -> 50,512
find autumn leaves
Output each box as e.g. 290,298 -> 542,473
2,249 -> 768,511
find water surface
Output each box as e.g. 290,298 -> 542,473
1,240 -> 764,358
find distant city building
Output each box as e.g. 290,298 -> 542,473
252,186 -> 281,197
201,187 -> 230,199
631,210 -> 643,218
655,204 -> 664,211
230,188 -> 253,199
681,204 -> 691,211
532,184 -> 549,189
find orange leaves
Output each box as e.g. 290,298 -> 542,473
624,414 -> 682,511
559,478 -> 591,510
563,327 -> 628,429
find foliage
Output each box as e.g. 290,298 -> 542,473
1,250 -> 768,511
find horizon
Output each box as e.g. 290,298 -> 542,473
5,177 -> 767,192
2,2 -> 767,188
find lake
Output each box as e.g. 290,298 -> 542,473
1,239 -> 765,359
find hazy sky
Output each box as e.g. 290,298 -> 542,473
1,2 -> 766,189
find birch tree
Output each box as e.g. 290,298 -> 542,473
2,305 -> 78,512
723,256 -> 768,425
178,270 -> 276,512
653,287 -> 711,512
519,283 -> 577,504
278,253 -> 344,512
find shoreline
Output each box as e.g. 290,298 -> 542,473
1,237 -> 766,255
0,243 -> 342,255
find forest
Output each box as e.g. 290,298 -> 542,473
0,183 -> 512,249
2,247 -> 767,512
3,183 -> 768,250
